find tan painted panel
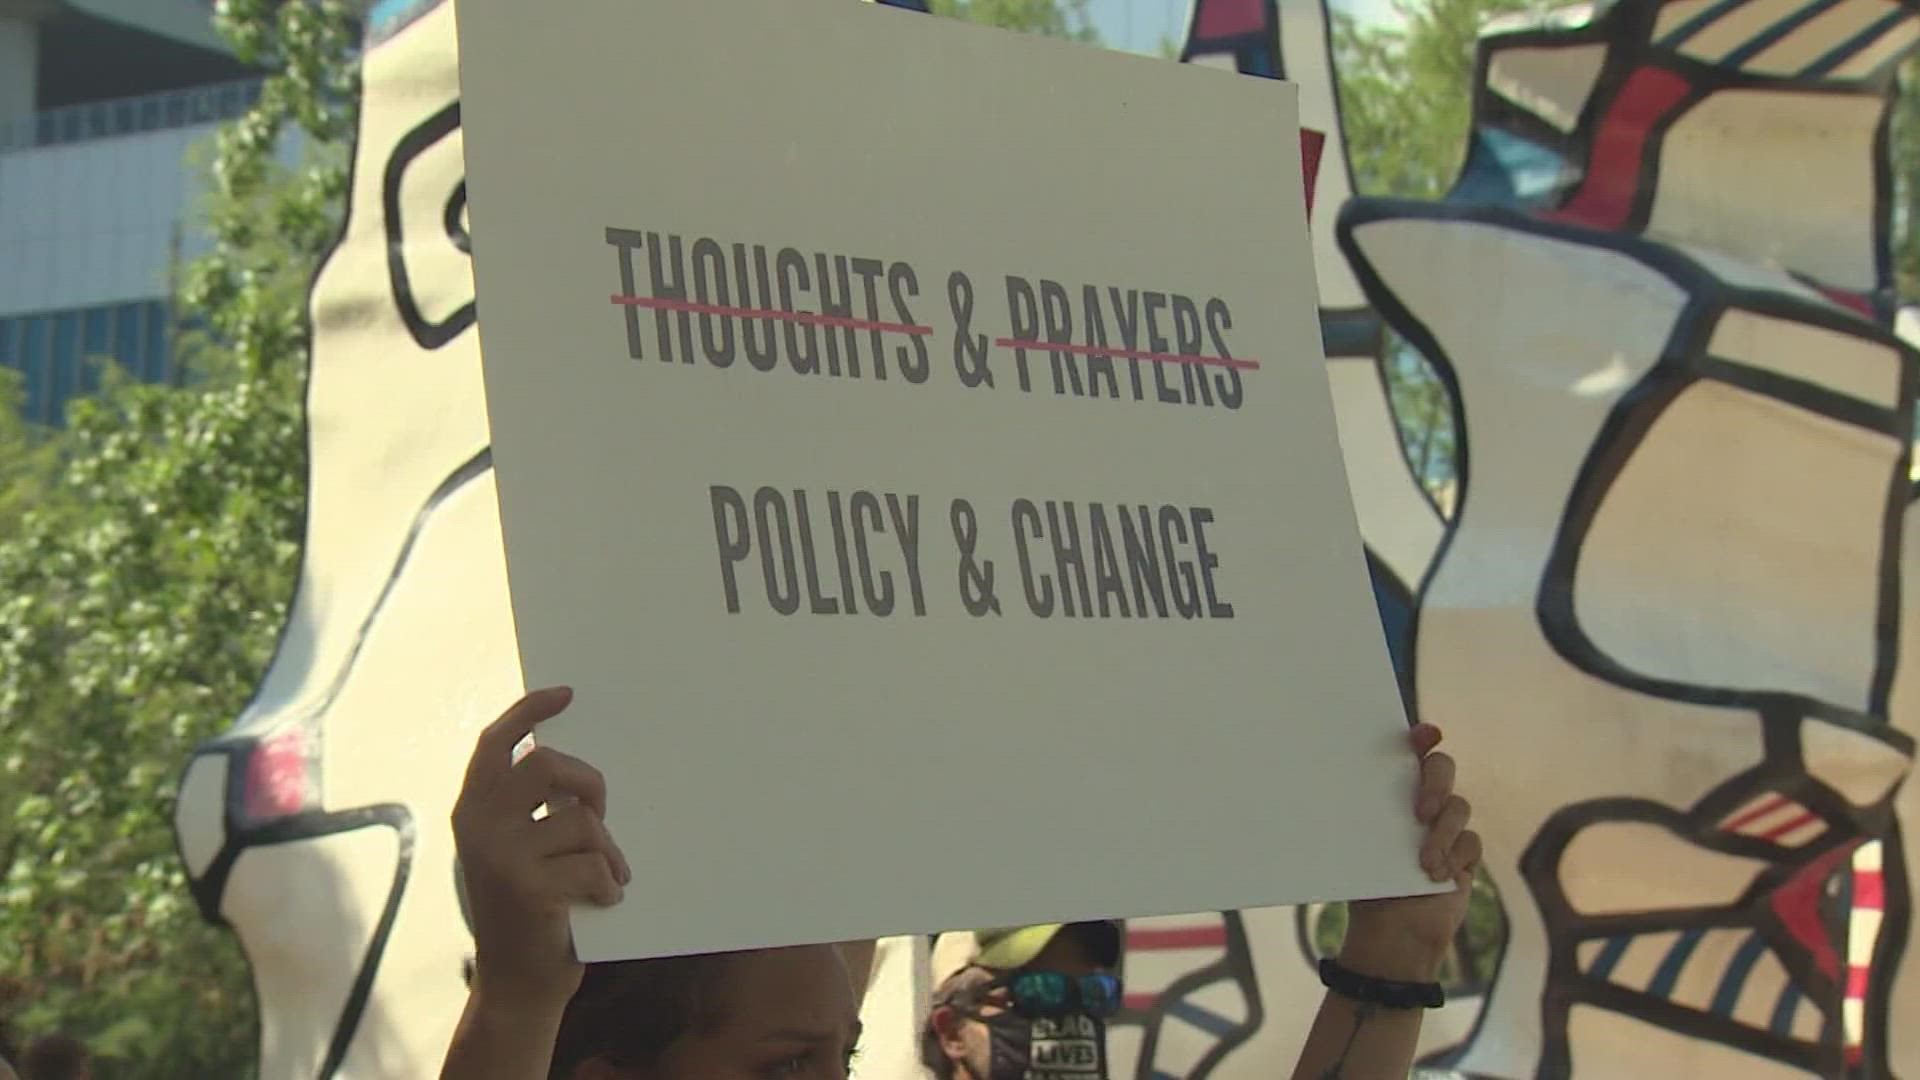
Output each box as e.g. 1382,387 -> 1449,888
1561,822 -> 1770,914
1574,382 -> 1897,710
1567,1003 -> 1814,1077
1649,91 -> 1881,291
1708,307 -> 1903,409
1487,43 -> 1608,132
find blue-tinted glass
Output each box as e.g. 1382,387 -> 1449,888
1012,971 -> 1070,1009
0,317 -> 14,369
50,313 -> 78,424
146,302 -> 171,384
114,302 -> 143,377
140,98 -> 161,131
21,318 -> 49,423
82,307 -> 110,395
1081,973 -> 1122,1016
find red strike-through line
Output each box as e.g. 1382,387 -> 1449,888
610,294 -> 934,337
1127,926 -> 1230,950
994,336 -> 1261,372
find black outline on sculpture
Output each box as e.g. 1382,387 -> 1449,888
383,101 -> 476,351
174,6 -> 489,1064
1334,0 -> 1920,1069
1117,912 -> 1266,1078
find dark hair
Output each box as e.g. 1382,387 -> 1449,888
22,1035 -> 88,1080
548,955 -> 732,1080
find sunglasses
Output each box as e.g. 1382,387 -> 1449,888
956,969 -> 1124,1019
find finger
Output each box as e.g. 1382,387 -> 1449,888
1409,722 -> 1443,757
503,745 -> 609,820
532,804 -> 632,886
545,851 -> 625,907
466,687 -> 573,789
1447,830 -> 1484,883
1421,795 -> 1472,881
1416,751 -> 1456,821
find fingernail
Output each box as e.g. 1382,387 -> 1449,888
609,885 -> 625,906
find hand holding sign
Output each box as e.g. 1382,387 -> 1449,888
452,687 -> 629,1013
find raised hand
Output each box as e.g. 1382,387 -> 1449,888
451,687 -> 631,1015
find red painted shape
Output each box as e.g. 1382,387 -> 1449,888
1759,811 -> 1822,843
1302,128 -> 1327,221
244,727 -> 314,821
1847,964 -> 1872,997
1770,842 -> 1860,981
1724,794 -> 1791,832
1194,0 -> 1266,39
1557,66 -> 1694,231
1816,285 -> 1875,319
1126,926 -> 1230,950
1123,992 -> 1161,1011
1855,870 -> 1885,911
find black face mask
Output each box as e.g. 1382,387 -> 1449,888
974,1009 -> 1108,1080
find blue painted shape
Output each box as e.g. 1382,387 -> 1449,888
1710,931 -> 1770,1017
1163,996 -> 1240,1039
1721,0 -> 1848,66
1801,9 -> 1911,77
1648,927 -> 1708,999
1661,0 -> 1753,47
1451,129 -> 1568,210
1588,935 -> 1633,980
1770,980 -> 1804,1035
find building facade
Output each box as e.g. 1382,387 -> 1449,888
0,0 -> 259,425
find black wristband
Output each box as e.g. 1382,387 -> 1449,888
1318,957 -> 1444,1010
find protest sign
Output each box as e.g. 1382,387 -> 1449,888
456,0 -> 1439,963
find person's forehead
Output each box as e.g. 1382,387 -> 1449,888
720,945 -> 860,1027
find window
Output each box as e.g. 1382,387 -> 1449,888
50,312 -> 78,425
114,304 -> 144,377
0,299 -> 177,426
145,301 -> 172,384
20,318 -> 48,425
82,308 -> 110,396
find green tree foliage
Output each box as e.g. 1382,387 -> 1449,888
0,370 -> 58,537
0,3 -> 358,1076
930,0 -> 1100,42
1890,59 -> 1920,298
1332,0 -> 1541,498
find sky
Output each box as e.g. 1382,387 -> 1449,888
1085,0 -> 1402,55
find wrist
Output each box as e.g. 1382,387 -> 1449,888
1336,919 -> 1448,984
470,962 -> 575,1032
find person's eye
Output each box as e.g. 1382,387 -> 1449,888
765,1053 -> 810,1077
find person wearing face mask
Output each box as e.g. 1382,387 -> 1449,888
441,689 -> 1478,1080
921,721 -> 1478,1080
921,923 -> 1123,1080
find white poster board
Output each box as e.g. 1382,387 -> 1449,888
456,0 -> 1436,963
